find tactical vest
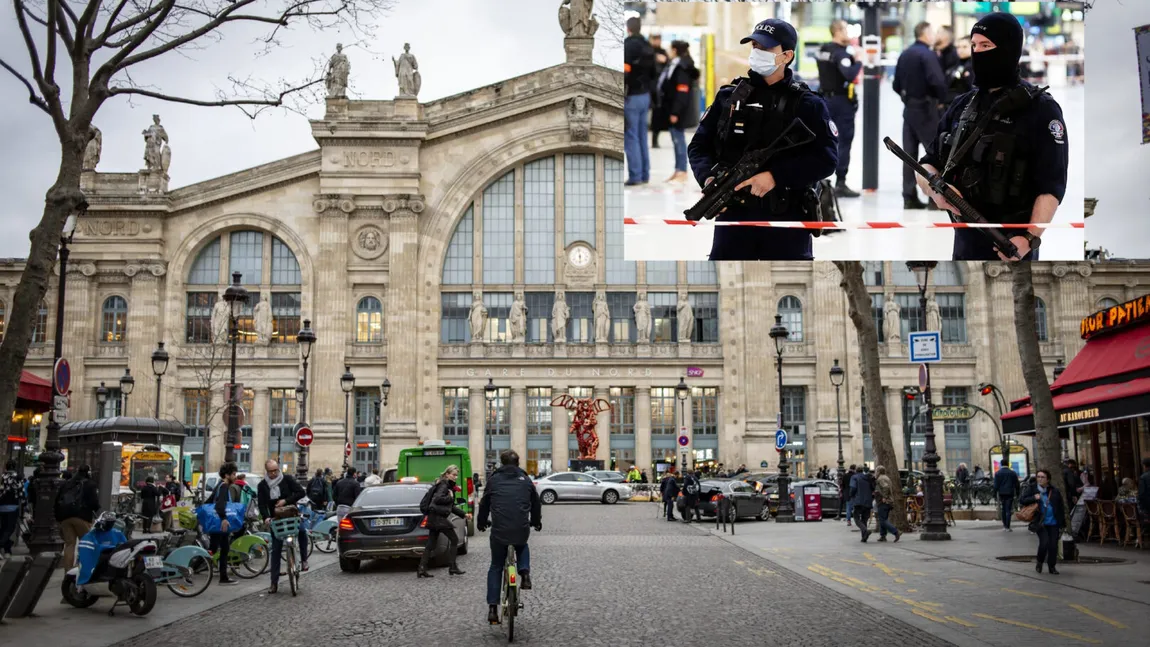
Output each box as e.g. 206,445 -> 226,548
815,44 -> 848,96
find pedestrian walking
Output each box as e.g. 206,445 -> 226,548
307,468 -> 330,511
892,22 -> 948,210
364,468 -> 382,487
681,470 -> 702,523
0,460 -> 24,556
210,462 -> 241,585
139,476 -> 162,527
1062,459 -> 1084,508
54,464 -> 100,571
850,465 -> 874,542
660,467 -> 680,521
994,461 -> 1021,531
873,466 -> 901,542
623,16 -> 656,186
816,20 -> 862,198
842,465 -> 857,525
1020,469 -> 1065,574
955,462 -> 972,510
417,464 -> 471,578
258,459 -> 309,594
653,39 -> 699,184
333,467 -> 362,520
649,33 -> 668,149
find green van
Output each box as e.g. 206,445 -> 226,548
396,439 -> 476,536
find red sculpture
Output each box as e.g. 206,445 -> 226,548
551,394 -> 612,459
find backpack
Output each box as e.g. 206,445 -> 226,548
307,477 -> 326,502
419,485 -> 435,516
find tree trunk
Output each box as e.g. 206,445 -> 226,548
1011,263 -> 1061,476
0,142 -> 88,444
834,261 -> 909,532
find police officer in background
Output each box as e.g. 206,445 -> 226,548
919,13 -> 1067,261
935,26 -> 960,75
649,33 -> 669,149
817,20 -> 863,199
688,19 -> 838,261
624,17 -> 656,186
944,36 -> 974,107
893,22 -> 949,210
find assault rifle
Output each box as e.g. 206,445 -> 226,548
684,118 -> 816,223
883,137 -> 1036,261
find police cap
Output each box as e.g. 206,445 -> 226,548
740,18 -> 798,53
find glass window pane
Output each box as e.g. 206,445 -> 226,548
691,387 -> 718,435
1034,297 -> 1048,342
527,387 -> 553,436
444,207 -> 474,285
484,292 -> 513,343
933,262 -> 963,286
440,293 -> 472,343
101,296 -> 128,343
605,157 -> 635,284
356,296 -> 383,343
690,293 -> 719,343
566,292 -> 593,343
353,388 -> 381,473
444,387 -> 470,437
650,292 -> 677,343
896,293 -> 925,339
228,231 -> 263,284
649,387 -> 678,434
564,154 -> 596,247
891,264 -> 919,287
778,295 -> 803,342
32,301 -> 47,344
871,293 -> 885,343
271,292 -> 301,343
524,158 -> 555,284
938,293 -> 967,343
185,292 -> 217,343
483,172 -> 515,284
645,261 -> 677,285
525,292 -> 554,343
271,237 -> 301,285
607,292 -> 637,343
686,261 -> 717,285
863,261 -> 884,286
188,238 -> 221,285
609,387 -> 635,436
234,292 -> 260,344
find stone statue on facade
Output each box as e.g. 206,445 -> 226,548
567,96 -> 592,141
142,114 -> 168,172
558,0 -> 599,38
677,293 -> 694,342
883,293 -> 901,343
552,290 -> 569,341
925,295 -> 941,333
510,292 -> 527,343
469,292 -> 488,341
633,292 -> 652,344
393,43 -> 421,97
593,291 -> 610,343
326,43 -> 350,98
83,126 -> 102,171
211,298 -> 231,343
253,299 -> 273,345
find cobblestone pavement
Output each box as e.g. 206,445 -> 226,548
109,503 -> 960,647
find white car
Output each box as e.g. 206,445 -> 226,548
534,472 -> 633,505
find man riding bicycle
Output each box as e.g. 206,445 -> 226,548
477,449 -> 541,625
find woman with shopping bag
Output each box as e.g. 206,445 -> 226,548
1019,469 -> 1067,575
196,462 -> 244,585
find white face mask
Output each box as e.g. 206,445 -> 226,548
749,48 -> 782,76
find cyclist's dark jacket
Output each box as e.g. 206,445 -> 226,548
333,476 -> 362,507
257,474 -> 305,520
477,465 -> 541,546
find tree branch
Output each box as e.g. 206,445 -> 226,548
0,57 -> 52,114
93,0 -> 181,83
53,7 -> 77,56
108,0 -> 256,72
44,0 -> 59,87
93,0 -> 168,51
108,77 -> 323,109
12,0 -> 66,129
75,0 -> 104,44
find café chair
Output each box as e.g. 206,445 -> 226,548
1083,499 -> 1102,543
1118,503 -> 1142,549
1098,500 -> 1120,545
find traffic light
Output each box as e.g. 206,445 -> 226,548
979,385 -> 994,396
902,386 -> 920,400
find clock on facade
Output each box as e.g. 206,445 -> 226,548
568,245 -> 592,268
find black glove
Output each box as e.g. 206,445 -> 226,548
532,521 -> 542,532
477,522 -> 488,532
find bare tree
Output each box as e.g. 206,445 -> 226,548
834,261 -> 909,532
1011,263 -> 1061,475
0,0 -> 395,441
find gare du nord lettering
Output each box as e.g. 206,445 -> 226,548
342,150 -> 398,168
465,367 -> 657,379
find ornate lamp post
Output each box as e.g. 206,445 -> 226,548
829,358 -> 846,482
96,382 -> 109,416
295,320 -> 316,480
676,377 -> 689,472
341,366 -> 355,471
977,382 -> 1010,466
151,342 -> 169,418
28,205 -> 82,554
290,378 -> 305,471
485,379 -> 497,474
769,314 -> 795,522
907,261 -> 949,540
119,368 -> 135,416
222,272 -> 249,465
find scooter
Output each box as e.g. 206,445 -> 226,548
62,513 -> 164,616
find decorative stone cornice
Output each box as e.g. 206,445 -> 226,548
382,195 -> 425,215
313,195 -> 356,215
64,262 -> 97,277
124,262 -> 167,278
984,263 -> 1011,278
1052,262 -> 1092,278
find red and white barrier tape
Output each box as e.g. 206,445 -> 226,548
623,218 -> 1084,230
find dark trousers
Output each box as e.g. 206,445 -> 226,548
876,503 -> 899,538
269,527 -> 310,585
0,509 -> 18,553
663,497 -> 676,520
854,505 -> 872,537
682,497 -> 700,522
1000,495 -> 1014,529
901,101 -> 940,198
419,525 -> 459,571
209,532 -> 232,582
487,540 -> 529,605
1036,524 -> 1060,568
953,229 -> 1041,261
827,95 -> 857,182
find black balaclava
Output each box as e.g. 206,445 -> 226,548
970,12 -> 1024,89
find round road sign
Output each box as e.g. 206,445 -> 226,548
344,441 -> 352,457
53,358 -> 71,397
678,435 -> 689,447
296,426 -> 314,447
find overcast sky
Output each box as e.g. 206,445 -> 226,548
0,0 -> 623,259
1085,0 -> 1150,258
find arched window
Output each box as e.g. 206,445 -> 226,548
524,158 -> 556,284
778,296 -> 803,342
443,207 -> 474,285
1034,297 -> 1048,342
356,297 -> 383,343
483,172 -> 514,284
187,238 -> 221,285
102,296 -> 128,342
271,238 -> 301,285
1098,297 -> 1118,310
32,300 -> 48,344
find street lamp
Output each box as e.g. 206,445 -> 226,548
289,378 -> 305,469
485,379 -> 497,474
769,314 -> 794,523
119,368 -> 135,416
829,358 -> 846,484
151,342 -> 169,418
222,271 -> 249,465
341,366 -> 355,470
28,202 -> 84,554
295,319 -> 316,481
906,261 -> 949,540
902,386 -> 922,469
676,377 -> 689,473
381,378 -> 391,407
977,382 -> 1010,468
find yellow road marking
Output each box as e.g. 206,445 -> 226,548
1068,603 -> 1129,630
747,566 -> 776,577
841,558 -> 873,566
1003,588 -> 1049,599
972,613 -> 1102,644
906,589 -> 918,593
733,560 -> 746,566
949,579 -> 974,585
911,609 -> 949,624
863,552 -> 878,561
945,616 -> 979,628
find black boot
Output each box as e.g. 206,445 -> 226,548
488,604 -> 500,624
520,570 -> 532,590
835,181 -> 860,198
903,196 -> 927,210
449,563 -> 465,575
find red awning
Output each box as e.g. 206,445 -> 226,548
1002,377 -> 1150,434
1051,325 -> 1150,391
17,370 -> 53,411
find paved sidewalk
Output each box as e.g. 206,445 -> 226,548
1,547 -> 337,647
703,517 -> 1150,647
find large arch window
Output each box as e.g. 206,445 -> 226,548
564,154 -> 596,246
101,296 -> 128,342
356,297 -> 383,343
443,207 -> 474,285
604,158 -> 635,284
778,296 -> 803,342
1034,297 -> 1049,342
32,300 -> 48,344
185,230 -> 302,344
1098,297 -> 1119,310
524,158 -> 556,284
483,172 -> 515,284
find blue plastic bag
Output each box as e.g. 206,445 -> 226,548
195,487 -> 245,534
76,527 -> 126,585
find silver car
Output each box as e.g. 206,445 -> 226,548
534,472 -> 633,504
586,470 -> 627,483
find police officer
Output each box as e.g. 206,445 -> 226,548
935,26 -> 960,76
624,17 -> 656,186
649,33 -> 669,149
944,36 -> 974,107
816,20 -> 863,198
893,22 -> 949,210
919,13 -> 1068,261
687,19 -> 838,261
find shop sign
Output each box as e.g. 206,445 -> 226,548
1059,407 -> 1100,425
931,405 -> 975,421
1080,294 -> 1150,340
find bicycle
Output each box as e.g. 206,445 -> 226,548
270,516 -> 303,596
195,527 -> 270,579
499,545 -> 523,642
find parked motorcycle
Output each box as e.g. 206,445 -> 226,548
62,512 -> 163,616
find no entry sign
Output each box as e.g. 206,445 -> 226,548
344,441 -> 352,457
295,426 -> 314,447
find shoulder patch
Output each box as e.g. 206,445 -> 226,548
1048,119 -> 1065,144
841,57 -> 852,67
828,119 -> 839,138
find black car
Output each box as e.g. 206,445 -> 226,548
677,479 -> 772,521
791,479 -> 845,519
336,482 -> 467,573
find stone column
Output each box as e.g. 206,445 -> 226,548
636,385 -> 652,471
593,386 -> 611,467
125,263 -> 165,417
381,196 -> 424,465
1056,263 -> 1091,361
551,387 -> 569,471
251,387 -> 270,469
61,264 -> 94,417
469,387 -> 487,476
310,206 -> 351,464
742,263 -> 775,424
812,262 -> 847,467
986,264 -> 1025,403
511,387 -> 528,463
